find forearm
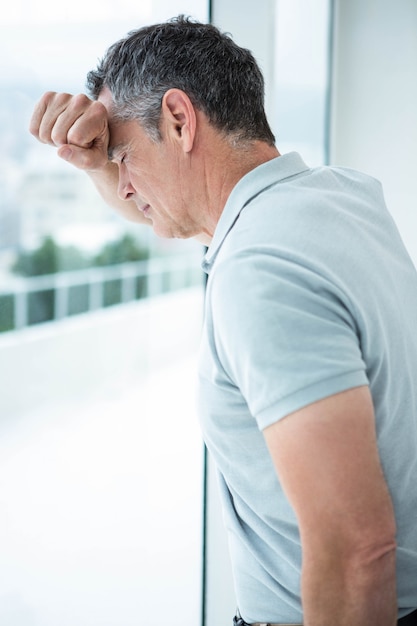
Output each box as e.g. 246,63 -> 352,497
301,545 -> 397,626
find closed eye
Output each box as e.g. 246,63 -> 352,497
107,143 -> 125,163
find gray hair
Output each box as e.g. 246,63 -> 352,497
86,15 -> 275,146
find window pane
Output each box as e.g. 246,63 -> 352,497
272,0 -> 331,165
205,1 -> 332,624
0,3 -> 207,625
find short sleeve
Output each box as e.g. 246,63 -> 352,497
209,249 -> 369,430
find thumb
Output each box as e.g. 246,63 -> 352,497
57,144 -> 107,171
58,146 -> 73,161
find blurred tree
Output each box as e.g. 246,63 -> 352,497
93,233 -> 148,267
12,233 -> 148,277
12,236 -> 89,276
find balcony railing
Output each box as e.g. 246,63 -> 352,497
0,253 -> 203,333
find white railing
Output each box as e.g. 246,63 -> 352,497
0,253 -> 203,333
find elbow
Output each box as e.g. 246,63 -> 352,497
352,509 -> 397,568
351,528 -> 397,574
303,514 -> 398,576
331,519 -> 398,589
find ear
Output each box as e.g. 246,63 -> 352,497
161,88 -> 197,153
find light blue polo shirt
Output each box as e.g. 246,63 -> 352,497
198,152 -> 417,623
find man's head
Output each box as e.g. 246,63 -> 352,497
86,15 -> 275,146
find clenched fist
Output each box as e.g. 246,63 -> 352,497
29,92 -> 109,171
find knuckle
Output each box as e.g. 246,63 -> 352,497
42,90 -> 58,103
88,100 -> 108,127
66,126 -> 87,147
54,92 -> 74,106
44,92 -> 72,114
71,92 -> 93,109
28,118 -> 39,138
50,126 -> 68,146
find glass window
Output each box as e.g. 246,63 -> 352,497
272,0 -> 332,165
205,1 -> 332,624
0,3 -> 207,625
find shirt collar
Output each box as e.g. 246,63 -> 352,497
202,152 -> 310,274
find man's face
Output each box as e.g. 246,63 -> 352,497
99,88 -> 201,240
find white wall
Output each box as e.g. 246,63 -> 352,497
330,0 -> 417,264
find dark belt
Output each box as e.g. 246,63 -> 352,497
399,609 -> 417,625
233,611 -> 300,626
234,607 -> 417,626
234,617 -> 299,626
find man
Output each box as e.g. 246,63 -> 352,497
29,16 -> 417,626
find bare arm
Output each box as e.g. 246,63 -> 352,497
29,91 -> 150,225
263,386 -> 397,626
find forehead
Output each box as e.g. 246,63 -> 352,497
97,86 -> 115,113
98,88 -> 139,160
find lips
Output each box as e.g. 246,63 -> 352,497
139,203 -> 151,218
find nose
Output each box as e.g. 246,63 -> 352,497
117,164 -> 135,201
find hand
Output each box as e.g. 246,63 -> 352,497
29,92 -> 109,171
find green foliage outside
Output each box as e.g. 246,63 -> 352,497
0,294 -> 14,333
0,233 -> 150,332
12,235 -> 88,276
12,233 -> 148,277
93,234 -> 148,267
1,232 -> 199,333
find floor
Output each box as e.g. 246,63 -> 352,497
0,355 -> 204,626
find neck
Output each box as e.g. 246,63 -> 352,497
196,135 -> 280,244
